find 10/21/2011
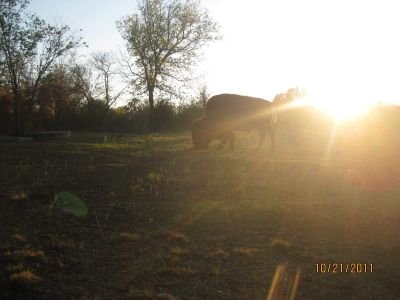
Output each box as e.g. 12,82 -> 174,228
315,263 -> 373,274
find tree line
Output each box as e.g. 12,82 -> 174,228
0,0 -> 219,135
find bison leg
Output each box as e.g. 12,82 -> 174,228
256,126 -> 274,151
256,127 -> 267,150
191,122 -> 203,148
228,131 -> 236,150
218,139 -> 227,149
268,127 -> 275,152
218,131 -> 235,150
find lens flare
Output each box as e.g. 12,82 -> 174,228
300,94 -> 372,122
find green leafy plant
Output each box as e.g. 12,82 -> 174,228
53,192 -> 88,217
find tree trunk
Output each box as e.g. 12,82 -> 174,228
13,92 -> 21,136
105,75 -> 110,110
25,96 -> 35,133
148,87 -> 155,132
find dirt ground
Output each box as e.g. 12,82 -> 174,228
1,131 -> 400,299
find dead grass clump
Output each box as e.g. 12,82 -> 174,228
9,270 -> 41,283
155,293 -> 177,300
270,238 -> 291,250
9,191 -> 28,201
14,249 -> 45,258
168,255 -> 180,264
119,232 -> 141,242
211,264 -> 223,277
6,263 -> 25,272
209,248 -> 229,258
12,234 -> 26,242
170,246 -> 190,256
164,230 -> 189,243
233,247 -> 260,256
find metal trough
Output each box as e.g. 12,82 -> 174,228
27,131 -> 72,141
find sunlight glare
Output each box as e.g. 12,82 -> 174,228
301,92 -> 372,122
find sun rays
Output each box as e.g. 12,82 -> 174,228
296,93 -> 372,123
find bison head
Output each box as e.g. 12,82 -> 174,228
191,118 -> 211,148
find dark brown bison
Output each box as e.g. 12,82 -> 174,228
192,117 -> 236,149
192,94 -> 277,150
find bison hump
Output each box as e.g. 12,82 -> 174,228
206,94 -> 273,120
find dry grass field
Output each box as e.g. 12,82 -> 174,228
1,116 -> 400,299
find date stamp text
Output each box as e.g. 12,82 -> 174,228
315,263 -> 373,274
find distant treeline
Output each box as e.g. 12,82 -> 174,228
6,71 -> 400,140
0,83 -> 206,134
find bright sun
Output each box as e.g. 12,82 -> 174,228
312,99 -> 370,121
299,93 -> 373,122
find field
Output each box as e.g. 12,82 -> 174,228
1,126 -> 400,299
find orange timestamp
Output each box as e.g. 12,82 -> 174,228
315,263 -> 373,274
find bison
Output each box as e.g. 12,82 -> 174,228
192,94 -> 277,150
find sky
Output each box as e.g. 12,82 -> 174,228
30,0 -> 400,106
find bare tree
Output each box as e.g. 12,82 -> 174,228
70,61 -> 97,106
117,0 -> 220,131
89,51 -> 126,109
198,84 -> 209,110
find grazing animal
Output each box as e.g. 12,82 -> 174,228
192,117 -> 236,150
192,94 -> 277,150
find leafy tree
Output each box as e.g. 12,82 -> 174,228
273,87 -> 306,106
0,0 -> 83,134
272,87 -> 307,144
36,61 -> 82,129
117,0 -> 220,131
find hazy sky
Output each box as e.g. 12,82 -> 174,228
30,0 -> 400,105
